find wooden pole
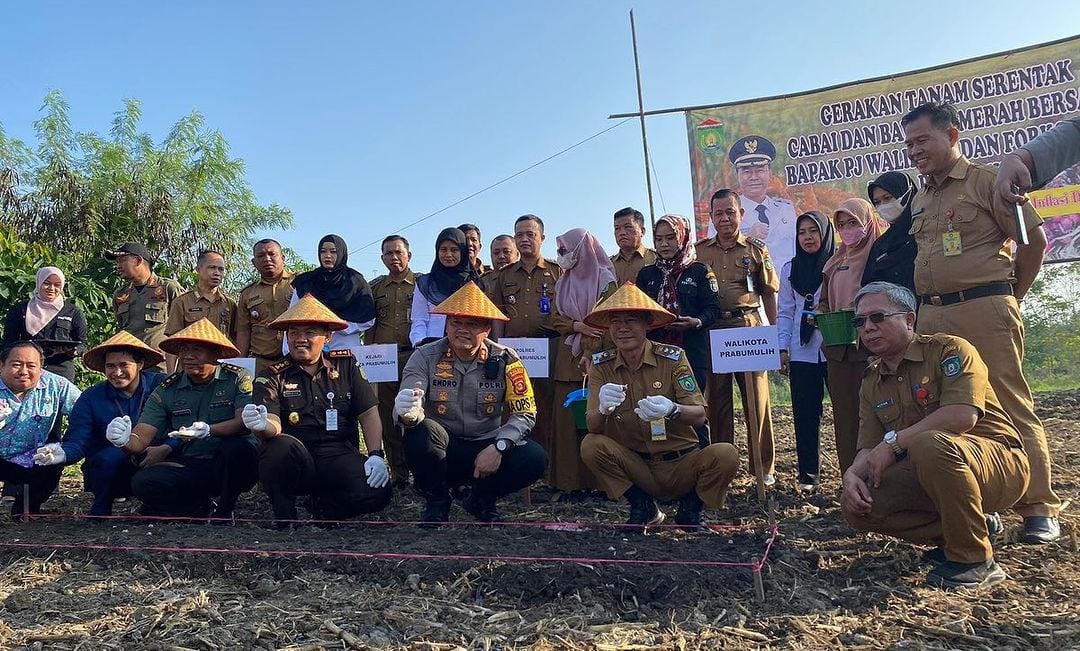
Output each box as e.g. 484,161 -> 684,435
742,372 -> 768,507
629,10 -> 656,230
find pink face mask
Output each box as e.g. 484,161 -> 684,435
838,223 -> 867,246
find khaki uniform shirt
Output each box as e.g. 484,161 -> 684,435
587,341 -> 705,454
112,274 -> 184,349
610,247 -> 657,286
236,271 -> 295,359
400,338 -> 536,444
695,234 -> 779,319
255,350 -> 378,447
365,271 -> 416,352
165,288 -> 237,339
910,156 -> 1041,297
857,333 -> 1023,451
139,364 -> 254,458
484,258 -> 561,337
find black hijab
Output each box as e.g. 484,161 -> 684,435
789,211 -> 836,345
418,227 -> 480,305
292,234 -> 375,323
862,172 -> 918,292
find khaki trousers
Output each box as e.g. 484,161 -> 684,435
707,371 -> 775,477
844,431 -> 1030,563
581,434 -> 739,508
918,294 -> 1059,517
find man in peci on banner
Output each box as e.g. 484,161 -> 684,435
727,135 -> 798,270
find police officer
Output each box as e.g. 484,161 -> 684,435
727,136 -> 798,270
35,332 -> 167,517
696,188 -> 780,483
105,242 -> 183,369
611,207 -> 657,286
166,250 -> 236,339
902,102 -> 1058,543
105,318 -> 258,519
841,282 -> 1029,589
581,283 -> 739,528
246,295 -> 391,525
236,239 -> 295,373
484,215 -> 560,453
395,282 -> 547,523
366,235 -> 416,485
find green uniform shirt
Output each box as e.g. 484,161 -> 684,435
112,274 -> 184,350
139,363 -> 254,458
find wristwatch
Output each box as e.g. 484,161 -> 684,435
883,430 -> 906,460
368,449 -> 385,458
494,438 -> 513,455
664,404 -> 682,421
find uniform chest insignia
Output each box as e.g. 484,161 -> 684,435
250,309 -> 260,319
507,294 -> 517,305
652,381 -> 662,389
288,412 -> 300,425
592,350 -> 616,365
436,404 -> 448,415
329,369 -> 340,380
188,306 -> 204,313
434,360 -> 454,379
874,399 -> 894,410
680,276 -> 698,287
153,286 -> 166,299
284,382 -> 299,390
914,384 -> 933,403
437,390 -> 449,401
741,256 -> 752,268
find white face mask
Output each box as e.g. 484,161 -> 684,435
556,252 -> 577,270
877,200 -> 904,223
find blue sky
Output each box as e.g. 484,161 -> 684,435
2,1 -> 1078,276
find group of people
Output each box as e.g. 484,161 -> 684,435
0,103 -> 1074,591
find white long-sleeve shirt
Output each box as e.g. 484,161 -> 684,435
282,290 -> 374,354
777,260 -> 825,363
409,288 -> 446,346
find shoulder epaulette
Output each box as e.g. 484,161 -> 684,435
268,358 -> 293,374
653,344 -> 683,361
494,343 -> 521,363
370,274 -> 388,287
160,370 -> 184,388
748,237 -> 767,250
220,362 -> 246,377
328,349 -> 354,359
592,350 -> 617,365
864,357 -> 882,376
695,236 -> 712,246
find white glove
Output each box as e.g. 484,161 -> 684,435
169,421 -> 211,440
365,454 -> 390,488
634,395 -> 676,421
0,400 -> 12,429
394,387 -> 425,423
242,404 -> 268,432
33,443 -> 66,466
598,383 -> 627,415
106,415 -> 132,447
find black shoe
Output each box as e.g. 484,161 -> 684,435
985,512 -> 1004,537
1020,516 -> 1061,544
921,547 -> 947,564
463,490 -> 501,523
210,501 -> 235,526
419,491 -> 452,527
674,492 -> 704,529
271,496 -> 299,529
624,486 -> 665,530
926,559 -> 1006,589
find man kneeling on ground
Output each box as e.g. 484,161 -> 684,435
582,283 -> 739,529
841,281 -> 1030,589
395,281 -> 547,523
245,294 -> 391,525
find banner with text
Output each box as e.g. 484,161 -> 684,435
686,37 -> 1080,267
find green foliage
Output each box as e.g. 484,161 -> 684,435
1022,261 -> 1080,389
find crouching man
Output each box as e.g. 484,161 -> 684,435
395,282 -> 547,523
106,319 -> 258,519
841,282 -> 1030,589
244,294 -> 392,525
581,283 -> 739,529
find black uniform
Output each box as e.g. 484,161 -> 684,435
2,301 -> 87,381
636,261 -> 721,388
861,207 -> 916,294
255,349 -> 392,521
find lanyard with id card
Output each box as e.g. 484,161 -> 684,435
325,391 -> 338,431
942,208 -> 962,257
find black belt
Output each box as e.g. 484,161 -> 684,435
718,307 -> 756,320
636,446 -> 697,463
921,282 -> 1012,307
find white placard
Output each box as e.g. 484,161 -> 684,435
709,326 -> 781,373
350,344 -> 399,383
219,357 -> 256,378
497,337 -> 549,379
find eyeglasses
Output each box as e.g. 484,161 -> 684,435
852,311 -> 909,329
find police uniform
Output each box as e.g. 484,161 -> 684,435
844,333 -> 1030,564
130,363 -> 258,516
695,233 -> 780,476
365,270 -> 416,482
400,337 -> 546,505
112,274 -> 184,365
256,349 -> 391,520
910,156 -> 1058,519
484,258 -> 561,453
583,341 -> 739,507
610,247 -> 657,286
726,135 -> 799,269
236,270 -> 295,371
165,289 -> 237,340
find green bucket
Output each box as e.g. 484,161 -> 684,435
817,309 -> 857,346
563,388 -> 589,430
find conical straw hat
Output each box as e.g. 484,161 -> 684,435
159,317 -> 242,358
83,330 -> 166,373
269,293 -> 348,331
431,281 -> 509,322
583,281 -> 676,330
